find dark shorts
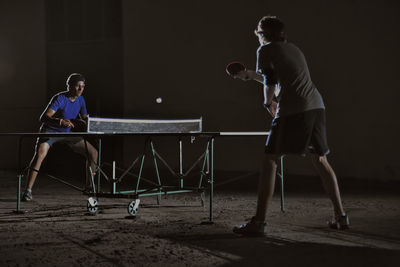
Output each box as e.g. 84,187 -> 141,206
265,108 -> 330,156
37,136 -> 83,147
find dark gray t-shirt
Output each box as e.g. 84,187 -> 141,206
256,42 -> 325,117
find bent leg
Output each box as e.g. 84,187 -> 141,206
70,139 -> 98,171
70,140 -> 98,187
254,153 -> 280,222
310,154 -> 345,216
26,142 -> 51,190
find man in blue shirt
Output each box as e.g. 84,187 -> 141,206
22,73 -> 98,201
230,16 -> 349,235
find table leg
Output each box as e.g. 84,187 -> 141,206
209,137 -> 214,222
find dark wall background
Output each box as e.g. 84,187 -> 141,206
0,1 -> 46,168
45,0 -> 123,118
122,0 -> 400,180
0,0 -> 399,181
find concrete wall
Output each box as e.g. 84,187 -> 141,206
0,1 -> 46,168
122,0 -> 400,180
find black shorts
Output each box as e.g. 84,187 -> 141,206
265,108 -> 330,156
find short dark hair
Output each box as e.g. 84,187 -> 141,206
66,73 -> 85,87
257,16 -> 287,42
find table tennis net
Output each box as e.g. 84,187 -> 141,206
87,117 -> 202,133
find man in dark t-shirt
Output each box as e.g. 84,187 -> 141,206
230,16 -> 349,236
256,42 -> 325,118
22,73 -> 98,201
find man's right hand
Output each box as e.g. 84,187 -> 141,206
234,70 -> 251,81
60,119 -> 74,128
234,70 -> 264,83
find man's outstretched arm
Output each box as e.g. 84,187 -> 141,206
235,69 -> 264,83
40,108 -> 74,128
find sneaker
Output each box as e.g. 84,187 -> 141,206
233,217 -> 266,237
328,214 -> 350,230
22,189 -> 33,201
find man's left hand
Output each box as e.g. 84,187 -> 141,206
234,70 -> 253,81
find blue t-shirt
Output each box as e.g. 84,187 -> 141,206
40,91 -> 88,132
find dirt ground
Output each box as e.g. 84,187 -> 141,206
0,171 -> 399,267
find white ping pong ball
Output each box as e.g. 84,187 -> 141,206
156,97 -> 162,104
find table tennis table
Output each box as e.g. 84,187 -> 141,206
0,117 -> 285,222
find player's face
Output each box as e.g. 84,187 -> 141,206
69,81 -> 85,97
254,26 -> 267,45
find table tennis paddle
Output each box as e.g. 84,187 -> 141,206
71,118 -> 87,132
226,62 -> 246,77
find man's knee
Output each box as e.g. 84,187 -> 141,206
36,143 -> 50,160
91,148 -> 98,161
311,154 -> 327,164
263,153 -> 281,164
260,153 -> 281,178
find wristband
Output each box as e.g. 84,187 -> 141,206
59,119 -> 63,126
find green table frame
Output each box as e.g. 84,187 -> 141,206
0,132 -> 285,221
